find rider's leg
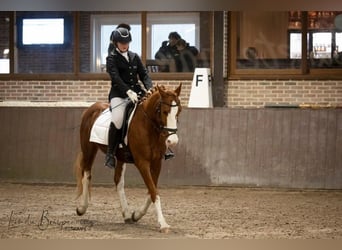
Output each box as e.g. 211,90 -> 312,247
105,122 -> 121,169
104,98 -> 126,169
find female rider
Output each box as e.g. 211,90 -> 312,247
105,23 -> 153,169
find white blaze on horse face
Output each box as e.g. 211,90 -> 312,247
165,100 -> 179,147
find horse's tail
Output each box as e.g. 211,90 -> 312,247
74,151 -> 84,199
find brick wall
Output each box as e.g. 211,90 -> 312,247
1,79 -> 342,108
0,80 -> 192,106
226,79 -> 342,108
17,47 -> 74,74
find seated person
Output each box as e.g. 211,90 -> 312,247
246,47 -> 258,60
174,39 -> 199,72
154,32 -> 182,72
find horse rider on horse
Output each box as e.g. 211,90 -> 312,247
105,23 -> 153,169
105,23 -> 175,169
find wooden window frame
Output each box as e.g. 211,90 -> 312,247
228,11 -> 342,80
0,11 -> 207,81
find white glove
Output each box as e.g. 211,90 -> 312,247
126,89 -> 138,103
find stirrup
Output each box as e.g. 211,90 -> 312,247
105,154 -> 116,169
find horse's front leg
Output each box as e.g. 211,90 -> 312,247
153,194 -> 170,233
150,159 -> 170,232
114,162 -> 134,223
130,193 -> 170,232
136,160 -> 170,232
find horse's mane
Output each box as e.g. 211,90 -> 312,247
140,85 -> 166,104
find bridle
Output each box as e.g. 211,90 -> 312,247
142,97 -> 180,137
159,101 -> 179,137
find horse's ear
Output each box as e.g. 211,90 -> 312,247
174,83 -> 182,96
157,84 -> 166,96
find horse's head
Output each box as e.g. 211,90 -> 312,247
156,83 -> 182,147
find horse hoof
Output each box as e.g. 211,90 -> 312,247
160,227 -> 170,233
124,218 -> 134,224
76,207 -> 86,216
130,211 -> 139,223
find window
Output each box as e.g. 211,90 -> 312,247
146,13 -> 199,59
90,13 -> 142,72
146,12 -> 201,72
336,32 -> 342,51
335,32 -> 342,66
234,11 -> 301,71
89,12 -> 207,74
20,18 -> 64,45
289,33 -> 302,59
16,15 -> 72,48
0,12 -> 10,74
307,11 -> 342,69
230,11 -> 342,77
15,11 -> 74,74
2,11 -> 211,78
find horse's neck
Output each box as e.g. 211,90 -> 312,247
141,91 -> 160,118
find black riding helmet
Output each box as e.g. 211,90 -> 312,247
110,25 -> 132,44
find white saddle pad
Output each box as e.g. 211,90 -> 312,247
89,108 -> 111,145
89,105 -> 137,145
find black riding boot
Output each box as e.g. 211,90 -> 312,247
105,122 -> 121,169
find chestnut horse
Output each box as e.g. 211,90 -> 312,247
74,84 -> 182,233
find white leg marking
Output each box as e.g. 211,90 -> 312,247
154,195 -> 170,232
77,171 -> 90,215
116,164 -> 132,221
133,195 -> 152,221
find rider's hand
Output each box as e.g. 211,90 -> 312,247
126,89 -> 138,103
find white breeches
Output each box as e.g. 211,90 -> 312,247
110,97 -> 128,129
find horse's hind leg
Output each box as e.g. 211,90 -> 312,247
76,168 -> 91,216
131,195 -> 152,222
75,145 -> 97,216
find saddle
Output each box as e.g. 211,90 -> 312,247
89,101 -> 136,163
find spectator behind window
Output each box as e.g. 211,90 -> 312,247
154,32 -> 182,72
246,47 -> 258,60
175,39 -> 199,72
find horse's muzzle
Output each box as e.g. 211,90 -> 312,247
166,133 -> 179,147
